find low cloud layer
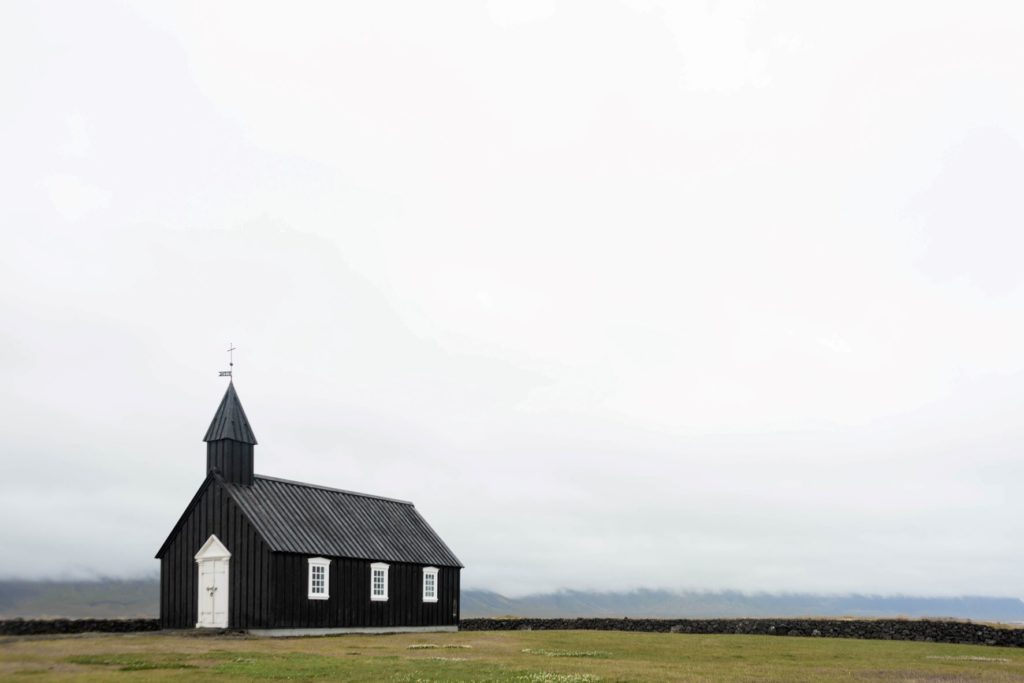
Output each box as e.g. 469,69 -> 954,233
2,1 -> 1023,597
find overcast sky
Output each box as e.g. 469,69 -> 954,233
2,1 -> 1024,597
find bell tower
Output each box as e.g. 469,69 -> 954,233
203,381 -> 257,485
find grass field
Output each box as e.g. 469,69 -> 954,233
3,630 -> 1024,681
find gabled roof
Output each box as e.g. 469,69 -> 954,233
224,476 -> 463,567
157,473 -> 462,568
203,382 -> 257,444
156,473 -> 218,558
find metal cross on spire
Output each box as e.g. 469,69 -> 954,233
219,343 -> 237,379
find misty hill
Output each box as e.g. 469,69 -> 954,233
463,589 -> 1024,623
2,580 -> 1022,623
0,579 -> 159,619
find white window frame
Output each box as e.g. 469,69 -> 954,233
422,566 -> 439,603
308,557 -> 330,600
370,562 -> 389,601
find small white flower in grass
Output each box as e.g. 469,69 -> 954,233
925,656 -> 1010,663
521,648 -> 610,658
513,674 -> 602,682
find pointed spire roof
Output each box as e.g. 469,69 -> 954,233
203,382 -> 258,444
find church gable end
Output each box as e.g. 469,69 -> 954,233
157,474 -> 273,629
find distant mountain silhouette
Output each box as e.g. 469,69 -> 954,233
2,580 -> 1022,623
462,589 -> 1024,623
0,579 -> 159,619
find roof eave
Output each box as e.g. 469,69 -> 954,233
155,471 -> 272,559
261,548 -> 464,568
409,505 -> 465,568
154,473 -> 217,559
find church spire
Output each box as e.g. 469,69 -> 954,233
204,382 -> 257,485
203,381 -> 257,445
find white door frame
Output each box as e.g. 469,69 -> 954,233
195,534 -> 231,628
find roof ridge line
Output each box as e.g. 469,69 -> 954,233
253,474 -> 414,505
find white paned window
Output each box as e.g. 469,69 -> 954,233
371,562 -> 389,601
308,557 -> 330,600
422,566 -> 439,603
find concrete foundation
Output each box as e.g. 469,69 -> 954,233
248,625 -> 459,637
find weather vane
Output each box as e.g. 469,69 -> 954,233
219,343 -> 237,378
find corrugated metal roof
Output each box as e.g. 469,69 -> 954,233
221,475 -> 463,567
203,382 -> 258,444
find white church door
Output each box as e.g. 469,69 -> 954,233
194,534 -> 231,628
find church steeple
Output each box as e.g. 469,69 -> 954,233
204,381 -> 257,485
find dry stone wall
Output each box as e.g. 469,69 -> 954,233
0,618 -> 160,636
460,617 -> 1024,647
3,616 -> 1023,647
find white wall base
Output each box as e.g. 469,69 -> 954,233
248,625 -> 458,637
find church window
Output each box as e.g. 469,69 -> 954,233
422,566 -> 438,602
371,562 -> 389,601
308,557 -> 330,599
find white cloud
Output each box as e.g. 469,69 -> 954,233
43,174 -> 110,221
487,0 -> 556,26
61,113 -> 92,158
659,1 -> 770,91
817,335 -> 853,354
2,0 -> 1024,597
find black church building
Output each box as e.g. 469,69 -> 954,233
156,382 -> 462,634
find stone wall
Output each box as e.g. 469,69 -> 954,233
460,617 -> 1024,647
4,616 -> 1023,647
0,618 -> 160,636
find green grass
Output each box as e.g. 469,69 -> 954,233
65,653 -> 198,671
1,629 -> 1024,681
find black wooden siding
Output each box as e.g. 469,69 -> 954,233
159,478 -> 272,629
268,555 -> 460,629
206,440 -> 254,487
160,477 -> 461,629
